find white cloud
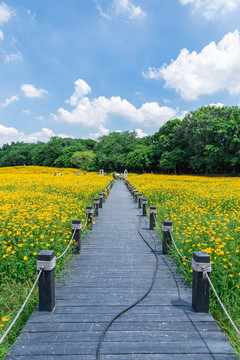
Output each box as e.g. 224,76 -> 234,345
134,128 -> 148,138
114,0 -> 146,19
143,30 -> 240,100
0,2 -> 12,24
21,84 -> 48,98
83,124 -> 110,140
96,0 -> 146,20
55,79 -> 179,128
1,95 -> 19,108
180,0 -> 240,19
208,102 -> 225,107
22,109 -> 32,115
3,52 -> 22,62
0,2 -> 13,41
65,79 -> 91,107
0,125 -> 71,147
96,3 -> 111,19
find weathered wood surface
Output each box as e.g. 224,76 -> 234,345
5,181 -> 238,360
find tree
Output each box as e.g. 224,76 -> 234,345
96,131 -> 144,171
71,151 -> 96,172
126,146 -> 155,173
159,149 -> 186,174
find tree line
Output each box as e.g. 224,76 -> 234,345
1,105 -> 240,175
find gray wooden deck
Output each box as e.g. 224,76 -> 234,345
5,181 -> 238,360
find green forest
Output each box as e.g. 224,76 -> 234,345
1,105 -> 240,175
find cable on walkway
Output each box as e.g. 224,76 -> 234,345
96,206 -> 159,359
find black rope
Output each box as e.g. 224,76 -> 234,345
96,208 -> 159,359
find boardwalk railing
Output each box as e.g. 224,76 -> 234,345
125,179 -> 240,337
0,178 -> 115,345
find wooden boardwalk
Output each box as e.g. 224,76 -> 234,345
5,181 -> 238,360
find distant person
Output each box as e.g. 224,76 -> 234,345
58,172 -> 62,176
54,172 -> 56,176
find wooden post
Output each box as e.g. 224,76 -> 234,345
192,252 -> 211,313
72,219 -> 82,253
138,194 -> 143,208
86,206 -> 93,230
99,193 -> 103,208
162,220 -> 173,255
94,198 -> 99,216
142,198 -> 148,216
102,190 -> 106,202
134,191 -> 139,203
37,250 -> 56,312
149,206 -> 156,230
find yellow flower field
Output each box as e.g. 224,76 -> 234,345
128,174 -> 240,352
0,166 -> 111,353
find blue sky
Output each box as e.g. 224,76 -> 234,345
1,0 -> 240,145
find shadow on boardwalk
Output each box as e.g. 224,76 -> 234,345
5,181 -> 238,360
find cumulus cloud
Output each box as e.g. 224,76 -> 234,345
143,30 -> 240,100
21,84 -> 48,98
1,95 -> 19,108
0,30 -> 3,40
65,79 -> 91,107
54,79 -> 179,128
208,103 -> 225,107
114,0 -> 146,19
180,0 -> 240,19
0,125 -> 71,147
83,124 -> 110,140
134,128 -> 148,138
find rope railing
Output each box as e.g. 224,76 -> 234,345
55,228 -> 77,260
0,179 -> 114,345
203,271 -> 240,336
0,267 -> 44,345
157,216 -> 239,336
125,180 -> 240,337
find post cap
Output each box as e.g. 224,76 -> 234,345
72,219 -> 82,230
38,250 -> 54,261
193,251 -> 210,263
86,205 -> 93,214
163,220 -> 172,227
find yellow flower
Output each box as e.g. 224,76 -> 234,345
23,256 -> 28,260
2,317 -> 9,322
229,274 -> 233,278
